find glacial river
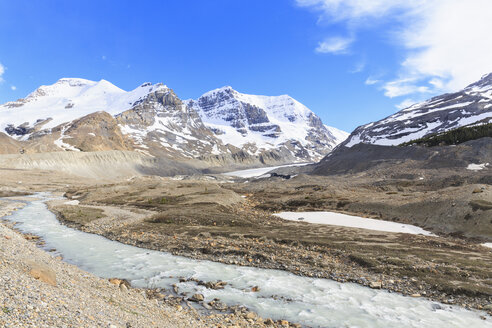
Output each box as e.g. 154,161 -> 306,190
2,193 -> 491,328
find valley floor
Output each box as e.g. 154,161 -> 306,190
0,164 -> 491,326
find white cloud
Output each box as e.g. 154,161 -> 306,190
315,36 -> 353,54
297,0 -> 492,98
0,63 -> 5,82
396,98 -> 417,110
383,78 -> 430,98
10,85 -> 16,91
365,77 -> 380,85
296,0 -> 419,22
349,60 -> 365,73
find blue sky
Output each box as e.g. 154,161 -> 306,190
1,0 -> 491,132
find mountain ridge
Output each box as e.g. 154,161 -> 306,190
341,73 -> 492,147
0,78 -> 348,163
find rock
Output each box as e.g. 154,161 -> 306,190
472,188 -> 483,194
264,318 -> 275,325
251,286 -> 260,292
279,320 -> 289,326
27,261 -> 57,286
483,304 -> 492,311
244,312 -> 256,319
411,294 -> 421,297
119,283 -> 128,292
109,278 -> 122,286
369,281 -> 382,289
189,293 -> 204,302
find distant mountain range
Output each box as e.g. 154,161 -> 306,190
0,78 -> 348,163
342,73 -> 492,147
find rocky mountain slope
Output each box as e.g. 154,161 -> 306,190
0,78 -> 347,163
186,86 -> 347,160
343,73 -> 492,147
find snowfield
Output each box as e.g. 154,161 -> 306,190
223,163 -> 311,178
275,211 -> 436,236
0,78 -> 168,135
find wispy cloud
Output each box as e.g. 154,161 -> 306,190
383,78 -> 430,98
364,77 -> 380,85
349,59 -> 365,73
396,98 -> 417,110
297,0 -> 492,99
0,63 -> 5,82
10,85 -> 16,91
315,36 -> 353,54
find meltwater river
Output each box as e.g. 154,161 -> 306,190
2,193 -> 490,328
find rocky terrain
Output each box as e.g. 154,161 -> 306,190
343,72 -> 492,147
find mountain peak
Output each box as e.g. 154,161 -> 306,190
201,86 -> 235,98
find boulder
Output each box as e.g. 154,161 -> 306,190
189,293 -> 204,302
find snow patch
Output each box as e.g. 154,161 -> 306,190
223,163 -> 311,178
54,124 -> 80,151
466,163 -> 489,171
275,211 -> 436,236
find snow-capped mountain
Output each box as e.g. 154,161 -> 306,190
186,86 -> 347,159
343,73 -> 492,147
0,78 -> 347,162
